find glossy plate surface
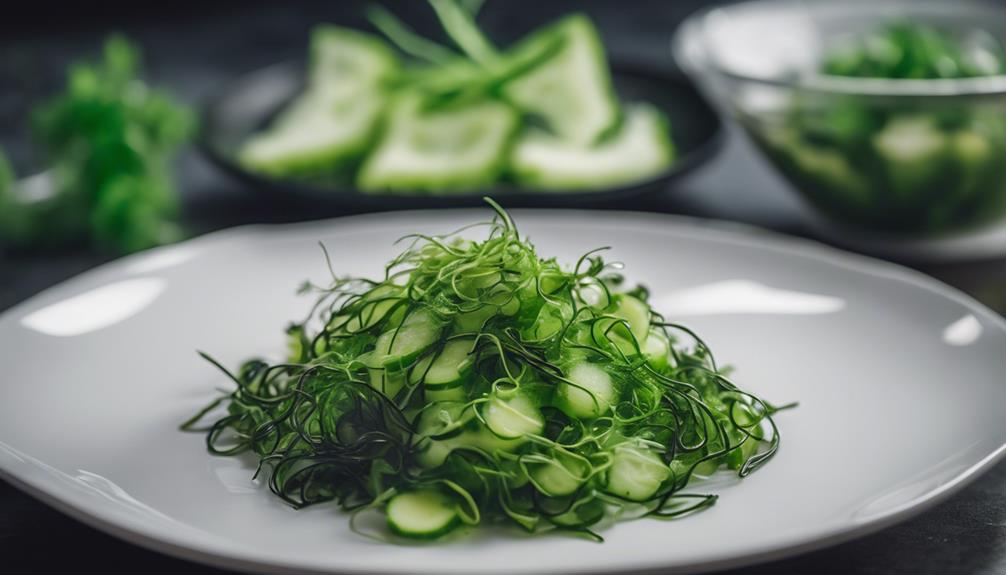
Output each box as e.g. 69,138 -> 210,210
1,210 -> 1004,574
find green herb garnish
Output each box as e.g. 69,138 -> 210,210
184,201 -> 787,541
0,35 -> 194,253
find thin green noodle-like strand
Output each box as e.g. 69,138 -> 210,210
184,201 -> 789,539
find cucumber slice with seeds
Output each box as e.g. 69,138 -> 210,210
331,285 -> 403,333
558,362 -> 615,419
369,367 -> 408,399
643,329 -> 672,370
592,293 -> 652,355
613,295 -> 651,344
372,309 -> 442,370
414,402 -> 528,468
483,393 -> 544,439
358,93 -> 519,192
240,91 -> 385,176
386,490 -> 461,539
510,103 -> 673,190
502,13 -> 619,146
425,338 -> 476,387
872,116 -> 948,199
408,355 -> 466,404
241,26 -> 398,176
605,441 -> 670,501
528,452 -> 589,497
310,26 -> 398,94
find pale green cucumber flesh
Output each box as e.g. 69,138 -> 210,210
510,103 -> 674,190
558,362 -> 615,418
502,13 -> 619,146
386,490 -> 460,539
483,394 -> 544,439
358,93 -> 519,191
605,442 -> 670,501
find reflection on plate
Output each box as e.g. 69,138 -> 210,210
1,210 -> 1005,574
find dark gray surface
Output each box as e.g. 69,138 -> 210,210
3,1 -> 1006,573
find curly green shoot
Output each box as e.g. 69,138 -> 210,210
184,199 -> 789,541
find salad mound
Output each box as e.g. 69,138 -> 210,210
186,202 -> 785,541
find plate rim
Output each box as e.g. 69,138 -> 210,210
2,208 -> 1006,575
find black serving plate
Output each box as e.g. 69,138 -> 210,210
200,61 -> 723,209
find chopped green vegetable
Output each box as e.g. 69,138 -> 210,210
357,92 -> 519,192
386,489 -> 463,539
310,25 -> 400,94
241,89 -> 386,177
822,21 -> 1006,79
747,20 -> 1006,235
502,13 -> 620,146
239,1 -> 674,193
7,35 -> 194,253
510,103 -> 674,190
241,27 -> 397,176
184,200 -> 788,541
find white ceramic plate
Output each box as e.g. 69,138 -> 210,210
1,210 -> 1005,575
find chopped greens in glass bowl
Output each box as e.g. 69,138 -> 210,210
674,0 -> 1006,237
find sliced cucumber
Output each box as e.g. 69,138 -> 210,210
643,328 -> 671,370
425,338 -> 476,387
357,93 -> 520,192
331,285 -> 403,333
483,393 -> 544,439
386,489 -> 460,539
241,26 -> 398,176
454,304 -> 496,333
592,293 -> 651,355
524,302 -> 572,342
613,295 -> 651,344
558,362 -> 615,419
412,338 -> 475,403
414,402 -> 525,468
528,452 -> 589,497
510,104 -> 673,190
369,367 -> 408,399
725,432 -> 763,471
953,130 -> 992,167
453,287 -> 520,333
549,496 -> 605,527
951,130 -> 992,195
415,424 -> 526,468
414,401 -> 473,437
462,426 -> 526,455
371,309 -> 442,370
414,437 -> 455,469
424,385 -> 468,404
502,13 -> 619,146
872,115 -> 948,199
309,25 -> 399,94
604,441 -> 669,501
787,142 -> 870,206
240,90 -> 384,176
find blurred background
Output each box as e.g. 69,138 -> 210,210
5,0 -> 1006,573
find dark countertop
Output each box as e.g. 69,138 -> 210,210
4,1 -> 1006,573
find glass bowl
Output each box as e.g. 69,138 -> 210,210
673,0 -> 1006,237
